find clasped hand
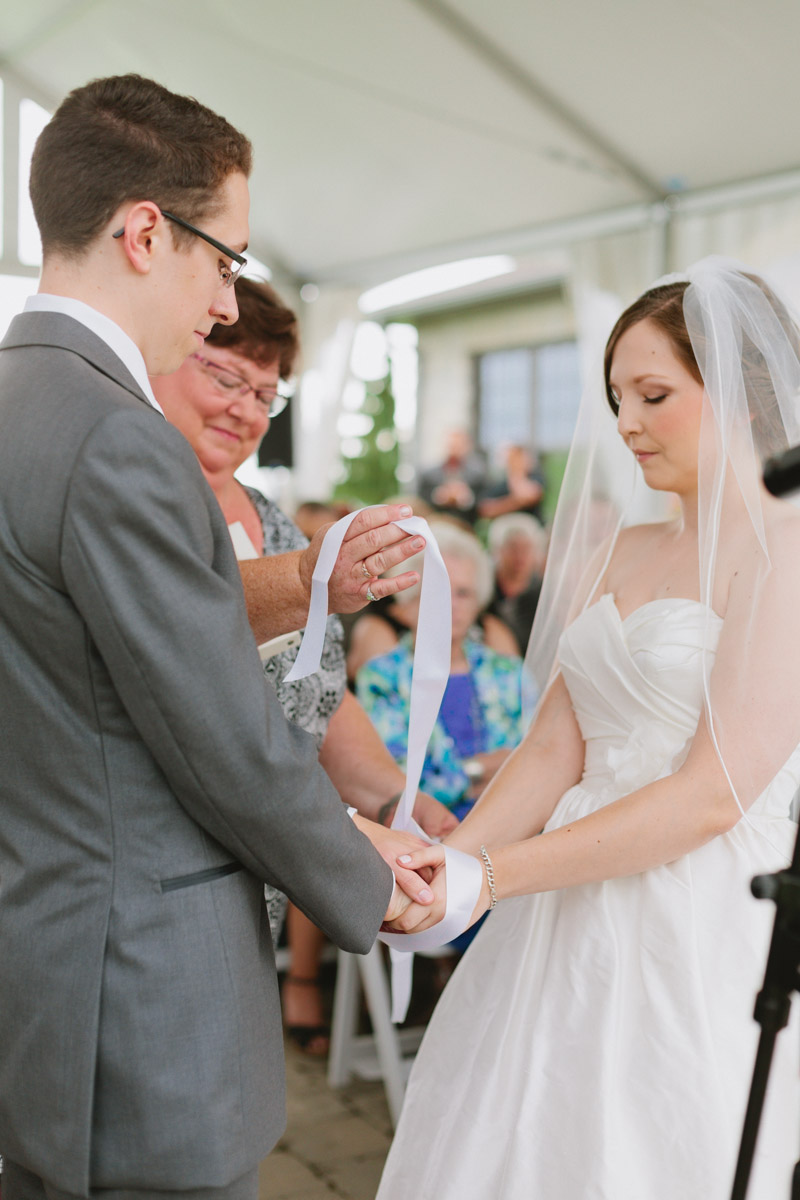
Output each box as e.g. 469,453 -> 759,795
353,814 -> 447,934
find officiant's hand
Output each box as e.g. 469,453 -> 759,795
299,503 -> 426,615
414,791 -> 459,837
374,790 -> 458,838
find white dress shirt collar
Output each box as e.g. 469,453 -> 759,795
23,294 -> 165,418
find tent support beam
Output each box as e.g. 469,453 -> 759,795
408,0 -> 666,203
318,163 -> 800,286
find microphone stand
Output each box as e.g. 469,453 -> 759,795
731,448 -> 800,1200
730,817 -> 800,1199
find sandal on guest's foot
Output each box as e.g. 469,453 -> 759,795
282,975 -> 330,1057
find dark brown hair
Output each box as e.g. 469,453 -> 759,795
30,74 -> 252,256
206,276 -> 299,379
603,282 -> 698,416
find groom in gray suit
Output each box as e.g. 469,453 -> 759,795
0,75 -> 438,1199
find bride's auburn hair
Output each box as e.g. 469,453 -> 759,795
603,282 -> 698,418
603,273 -> 800,460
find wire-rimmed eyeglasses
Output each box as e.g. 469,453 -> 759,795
190,353 -> 290,417
112,208 -> 247,288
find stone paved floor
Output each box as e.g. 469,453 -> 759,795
258,955 -> 449,1200
257,1036 -> 393,1200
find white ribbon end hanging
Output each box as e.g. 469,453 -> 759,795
288,510 -> 484,1022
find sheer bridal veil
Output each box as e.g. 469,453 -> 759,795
524,256 -> 800,821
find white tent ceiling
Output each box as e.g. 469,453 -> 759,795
3,0 -> 800,292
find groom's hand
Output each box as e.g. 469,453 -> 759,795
352,814 -> 437,920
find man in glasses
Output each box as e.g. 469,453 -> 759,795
0,74 -> 440,1200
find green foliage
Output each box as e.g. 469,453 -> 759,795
540,450 -> 569,524
333,370 -> 400,506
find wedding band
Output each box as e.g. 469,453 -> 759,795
360,562 -> 372,580
366,586 -> 378,603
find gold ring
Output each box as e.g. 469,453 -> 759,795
361,562 -> 372,580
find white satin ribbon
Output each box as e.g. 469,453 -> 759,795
285,509 -> 483,1021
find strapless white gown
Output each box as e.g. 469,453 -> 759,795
377,596 -> 800,1200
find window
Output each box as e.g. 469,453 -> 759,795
0,75 -> 50,336
476,341 -> 581,458
17,96 -> 50,267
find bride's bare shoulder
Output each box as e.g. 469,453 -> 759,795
720,498 -> 800,601
766,497 -> 800,560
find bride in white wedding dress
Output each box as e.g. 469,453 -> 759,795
378,261 -> 800,1200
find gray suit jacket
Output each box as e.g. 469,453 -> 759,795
0,313 -> 392,1193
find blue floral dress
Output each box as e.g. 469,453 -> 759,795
356,634 -> 524,809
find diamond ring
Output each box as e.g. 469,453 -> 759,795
360,562 -> 372,580
365,586 -> 378,603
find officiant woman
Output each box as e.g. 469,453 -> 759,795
151,276 -> 457,1054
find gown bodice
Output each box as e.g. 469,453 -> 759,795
558,592 -> 799,819
559,594 -> 720,797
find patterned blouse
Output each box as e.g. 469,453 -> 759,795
357,634 -> 525,809
244,488 -> 347,939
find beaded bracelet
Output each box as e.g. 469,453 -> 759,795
479,845 -> 498,909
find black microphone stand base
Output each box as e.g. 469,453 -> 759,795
730,843 -> 800,1199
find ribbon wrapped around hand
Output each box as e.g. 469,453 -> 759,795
285,510 -> 483,1021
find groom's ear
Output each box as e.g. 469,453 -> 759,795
111,202 -> 167,276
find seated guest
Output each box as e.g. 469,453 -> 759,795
293,500 -> 340,541
357,522 -> 528,821
479,443 -> 545,522
485,513 -> 548,653
418,429 -> 487,526
346,592 -> 417,685
151,277 -> 456,1055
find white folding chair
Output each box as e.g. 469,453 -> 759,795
327,942 -> 455,1126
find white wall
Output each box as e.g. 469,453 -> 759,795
0,276 -> 39,337
413,286 -> 574,469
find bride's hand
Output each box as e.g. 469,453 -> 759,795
390,844 -> 491,929
382,845 -> 447,933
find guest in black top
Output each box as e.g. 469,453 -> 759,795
479,444 -> 545,523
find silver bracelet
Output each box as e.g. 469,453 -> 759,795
479,845 -> 498,909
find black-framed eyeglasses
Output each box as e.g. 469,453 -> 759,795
112,208 -> 247,288
190,353 -> 290,417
